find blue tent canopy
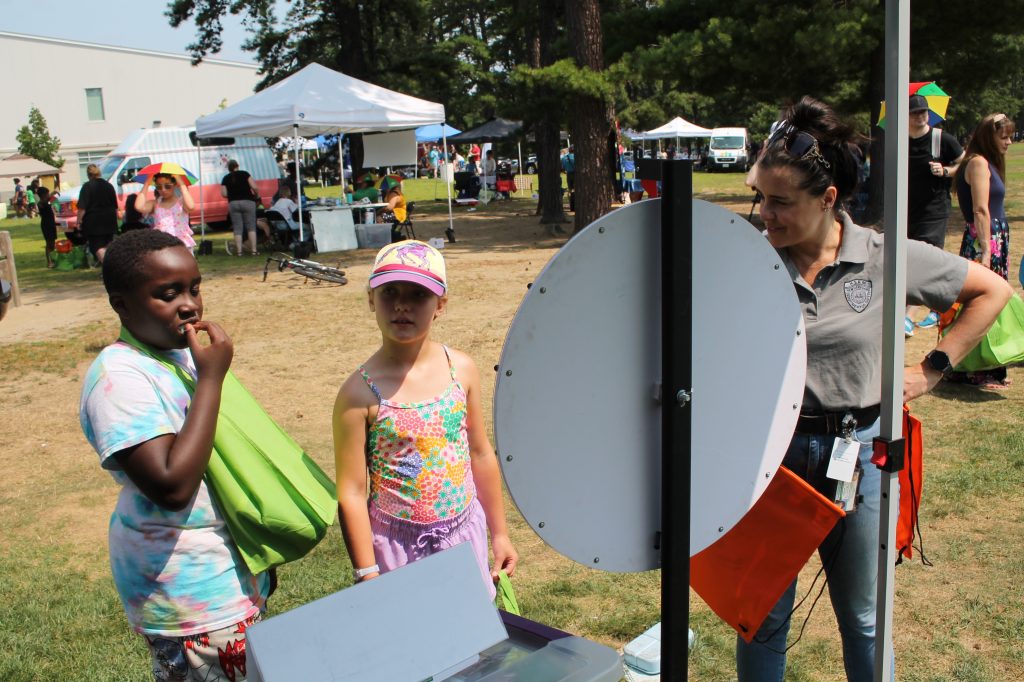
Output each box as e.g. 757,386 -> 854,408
416,123 -> 461,142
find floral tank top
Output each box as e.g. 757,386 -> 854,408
361,347 -> 476,523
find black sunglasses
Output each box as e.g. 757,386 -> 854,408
767,123 -> 831,170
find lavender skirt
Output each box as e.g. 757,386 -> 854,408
369,497 -> 495,599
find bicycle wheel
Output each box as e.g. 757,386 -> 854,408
292,266 -> 348,285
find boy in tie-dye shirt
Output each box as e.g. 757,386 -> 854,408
80,229 -> 267,681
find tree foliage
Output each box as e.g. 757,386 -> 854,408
16,107 -> 64,170
166,0 -> 1024,225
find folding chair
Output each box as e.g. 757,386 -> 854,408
391,202 -> 417,242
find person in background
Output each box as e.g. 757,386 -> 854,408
951,112 -> 1016,389
77,164 -> 119,264
12,178 -> 26,217
352,173 -> 380,203
561,146 -> 576,188
741,95 -> 1010,681
483,150 -> 497,190
221,159 -> 261,257
36,186 -> 57,268
25,180 -> 38,219
428,144 -> 441,179
375,177 -> 406,225
904,94 -> 965,336
135,173 -> 196,252
120,194 -> 151,232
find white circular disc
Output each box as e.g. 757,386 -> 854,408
493,199 -> 805,571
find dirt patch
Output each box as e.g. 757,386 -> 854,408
1,280 -> 111,343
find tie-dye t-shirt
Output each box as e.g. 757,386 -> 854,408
80,341 -> 268,636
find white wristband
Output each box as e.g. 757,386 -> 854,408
353,564 -> 379,580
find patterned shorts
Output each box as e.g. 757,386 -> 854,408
144,612 -> 261,682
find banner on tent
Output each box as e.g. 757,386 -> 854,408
364,130 -> 416,167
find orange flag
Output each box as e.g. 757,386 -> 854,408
691,466 -> 844,642
897,406 -> 924,562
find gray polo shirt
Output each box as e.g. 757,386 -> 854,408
779,212 -> 968,411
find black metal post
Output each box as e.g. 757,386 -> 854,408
660,160 -> 693,679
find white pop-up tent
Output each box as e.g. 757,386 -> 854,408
635,116 -> 713,160
639,116 -> 712,139
196,62 -> 452,241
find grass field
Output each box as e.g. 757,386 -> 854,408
1,152 -> 1023,680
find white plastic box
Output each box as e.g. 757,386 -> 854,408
623,622 -> 661,675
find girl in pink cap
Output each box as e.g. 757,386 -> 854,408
334,240 -> 518,597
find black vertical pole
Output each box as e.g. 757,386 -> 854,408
661,160 -> 693,679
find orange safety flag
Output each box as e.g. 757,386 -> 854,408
897,406 -> 924,562
691,466 -> 844,642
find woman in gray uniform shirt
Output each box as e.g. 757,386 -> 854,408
741,96 -> 1011,682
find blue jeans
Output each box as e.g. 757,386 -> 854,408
736,418 -> 895,682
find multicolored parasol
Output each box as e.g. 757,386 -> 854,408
131,162 -> 200,186
877,82 -> 950,129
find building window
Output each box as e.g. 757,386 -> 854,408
85,88 -> 105,121
78,150 -> 111,181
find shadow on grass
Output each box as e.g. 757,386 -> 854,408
930,381 -> 1009,403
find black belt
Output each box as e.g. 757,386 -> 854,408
796,404 -> 881,435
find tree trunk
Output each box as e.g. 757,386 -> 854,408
535,0 -> 568,229
332,0 -> 367,78
565,0 -> 613,233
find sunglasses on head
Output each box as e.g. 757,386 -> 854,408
156,183 -> 175,190
767,122 -> 831,170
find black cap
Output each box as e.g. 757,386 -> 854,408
909,94 -> 929,112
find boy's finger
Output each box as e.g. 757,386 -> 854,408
183,323 -> 203,353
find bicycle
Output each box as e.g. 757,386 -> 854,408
262,253 -> 348,285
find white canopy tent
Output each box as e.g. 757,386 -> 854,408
633,117 -> 713,159
638,117 -> 712,139
195,62 -> 452,242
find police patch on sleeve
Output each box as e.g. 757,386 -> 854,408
843,279 -> 872,313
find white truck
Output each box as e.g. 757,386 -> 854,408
707,127 -> 750,172
56,126 -> 281,230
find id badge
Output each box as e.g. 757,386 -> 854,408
826,437 -> 859,483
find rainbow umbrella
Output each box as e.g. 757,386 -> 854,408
132,161 -> 200,186
877,82 -> 950,129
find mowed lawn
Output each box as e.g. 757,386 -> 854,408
1,149 -> 1023,680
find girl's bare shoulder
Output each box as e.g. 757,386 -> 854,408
444,345 -> 480,380
336,361 -> 378,409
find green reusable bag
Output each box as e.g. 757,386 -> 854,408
118,328 -> 337,575
496,570 -> 520,616
53,250 -> 75,271
71,246 -> 89,269
943,294 -> 1024,371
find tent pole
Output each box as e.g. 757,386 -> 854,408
197,139 -> 205,246
294,124 -> 303,243
517,141 -> 524,198
875,1 -> 909,680
339,135 -> 345,200
442,128 -> 455,242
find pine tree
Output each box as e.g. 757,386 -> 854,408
16,107 -> 64,169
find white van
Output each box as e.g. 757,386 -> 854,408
56,126 -> 281,230
707,127 -> 750,172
